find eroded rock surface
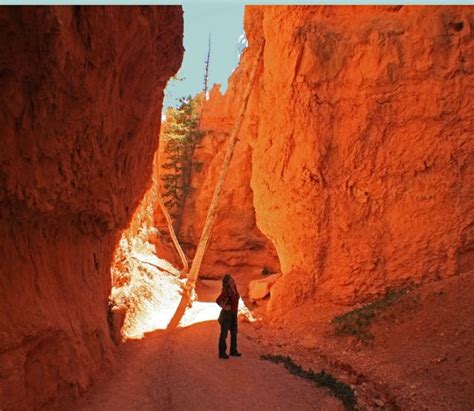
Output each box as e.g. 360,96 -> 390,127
180,89 -> 280,281
0,6 -> 183,409
157,88 -> 280,284
229,6 -> 474,312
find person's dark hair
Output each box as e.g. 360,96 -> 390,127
222,274 -> 232,287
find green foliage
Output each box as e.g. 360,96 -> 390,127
160,95 -> 204,218
261,266 -> 272,276
331,289 -> 408,343
261,354 -> 357,410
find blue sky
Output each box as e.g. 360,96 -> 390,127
163,4 -> 245,109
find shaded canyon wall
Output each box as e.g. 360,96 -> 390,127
226,6 -> 473,313
0,7 -> 183,409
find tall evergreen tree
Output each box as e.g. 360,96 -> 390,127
160,95 -> 203,228
203,35 -> 211,98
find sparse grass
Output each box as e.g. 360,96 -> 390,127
261,354 -> 357,410
331,288 -> 408,343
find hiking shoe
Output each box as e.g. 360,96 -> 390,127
219,354 -> 230,359
230,352 -> 242,357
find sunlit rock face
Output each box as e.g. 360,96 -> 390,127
176,86 -> 281,283
228,6 -> 473,313
0,6 -> 183,409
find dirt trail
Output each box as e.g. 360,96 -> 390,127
74,282 -> 343,411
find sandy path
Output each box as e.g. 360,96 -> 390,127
74,320 -> 342,411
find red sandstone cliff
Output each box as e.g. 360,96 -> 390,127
174,86 -> 280,285
223,6 -> 474,313
0,7 -> 183,409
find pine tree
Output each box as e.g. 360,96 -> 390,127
203,35 -> 211,98
160,96 -> 203,228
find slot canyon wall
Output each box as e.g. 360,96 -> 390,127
224,6 -> 473,314
171,90 -> 280,283
0,6 -> 183,410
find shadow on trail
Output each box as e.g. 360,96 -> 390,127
74,276 -> 342,411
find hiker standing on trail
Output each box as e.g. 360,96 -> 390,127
216,274 -> 242,359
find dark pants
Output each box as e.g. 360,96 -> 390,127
218,310 -> 238,356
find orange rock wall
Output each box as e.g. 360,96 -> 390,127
176,86 -> 280,282
233,6 -> 474,311
0,6 -> 183,409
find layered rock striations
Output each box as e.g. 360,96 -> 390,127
0,6 -> 183,409
228,6 -> 473,312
